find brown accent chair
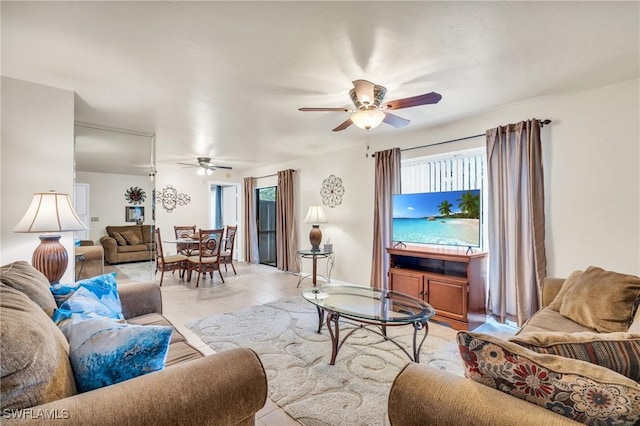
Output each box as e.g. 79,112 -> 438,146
154,228 -> 187,286
220,225 -> 238,275
187,228 -> 224,287
174,225 -> 198,256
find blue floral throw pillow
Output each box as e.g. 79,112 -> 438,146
50,273 -> 123,319
458,331 -> 640,425
59,316 -> 172,392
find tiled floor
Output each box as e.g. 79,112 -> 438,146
156,261 -> 517,425
159,261 -> 304,426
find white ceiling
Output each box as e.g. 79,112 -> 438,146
2,1 -> 638,173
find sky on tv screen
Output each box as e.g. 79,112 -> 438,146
393,190 -> 480,218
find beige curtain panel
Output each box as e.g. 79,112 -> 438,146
243,177 -> 260,264
276,169 -> 299,273
486,119 -> 547,326
370,147 -> 401,290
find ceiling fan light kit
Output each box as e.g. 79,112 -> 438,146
178,156 -> 232,175
196,167 -> 213,176
299,79 -> 442,132
351,109 -> 386,130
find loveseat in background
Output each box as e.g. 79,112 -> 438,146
0,261 -> 267,425
388,270 -> 640,425
99,225 -> 155,264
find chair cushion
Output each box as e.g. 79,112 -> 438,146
510,331 -> 640,381
0,261 -> 57,317
0,284 -> 77,410
559,267 -> 640,332
59,316 -> 172,393
458,331 -> 640,425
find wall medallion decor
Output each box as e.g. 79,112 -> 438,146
125,186 -> 146,205
155,184 -> 191,213
321,174 -> 345,208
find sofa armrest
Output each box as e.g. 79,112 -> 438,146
99,236 -> 118,264
118,281 -> 162,319
541,277 -> 566,307
5,348 -> 268,426
388,363 -> 578,426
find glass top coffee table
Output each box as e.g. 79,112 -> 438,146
302,285 -> 435,365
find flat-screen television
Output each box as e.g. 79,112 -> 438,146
392,189 -> 481,248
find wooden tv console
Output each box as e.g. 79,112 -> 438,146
387,246 -> 488,331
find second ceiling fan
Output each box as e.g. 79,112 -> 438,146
299,79 -> 442,131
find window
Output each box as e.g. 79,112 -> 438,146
400,147 -> 487,249
401,148 -> 485,194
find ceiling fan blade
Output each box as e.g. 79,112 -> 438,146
332,118 -> 353,132
352,79 -> 376,106
299,107 -> 350,112
177,162 -> 197,167
213,165 -> 233,170
383,113 -> 410,128
383,92 -> 442,110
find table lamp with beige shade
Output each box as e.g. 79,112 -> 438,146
303,204 -> 328,251
13,190 -> 89,284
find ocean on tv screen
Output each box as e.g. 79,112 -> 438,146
392,217 -> 480,247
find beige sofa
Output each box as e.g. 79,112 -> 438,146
389,269 -> 640,425
100,225 -> 155,264
0,261 -> 267,425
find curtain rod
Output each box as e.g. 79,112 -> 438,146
374,119 -> 552,156
252,170 -> 296,180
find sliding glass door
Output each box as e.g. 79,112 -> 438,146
256,186 -> 277,266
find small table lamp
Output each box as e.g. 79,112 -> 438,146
13,190 -> 89,284
303,205 -> 328,251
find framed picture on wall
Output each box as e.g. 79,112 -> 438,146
125,206 -> 144,222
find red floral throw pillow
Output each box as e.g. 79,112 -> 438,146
457,331 -> 640,425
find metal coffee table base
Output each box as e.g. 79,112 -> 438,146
316,307 -> 430,365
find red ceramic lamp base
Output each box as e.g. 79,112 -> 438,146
32,235 -> 68,284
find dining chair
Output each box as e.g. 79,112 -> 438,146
174,225 -> 198,256
220,225 -> 238,275
154,228 -> 188,286
186,228 -> 225,287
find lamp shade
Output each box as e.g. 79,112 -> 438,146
351,109 -> 386,130
303,205 -> 328,225
14,191 -> 88,233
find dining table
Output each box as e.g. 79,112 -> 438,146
163,237 -> 199,256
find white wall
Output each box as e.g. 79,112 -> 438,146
244,145 -> 376,286
75,171 -> 155,243
1,77 -> 76,282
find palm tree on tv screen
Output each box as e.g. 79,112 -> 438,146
438,200 -> 453,216
457,191 -> 480,218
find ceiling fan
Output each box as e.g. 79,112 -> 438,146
299,79 -> 442,132
178,157 -> 232,176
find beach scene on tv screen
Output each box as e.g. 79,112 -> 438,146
393,190 -> 481,247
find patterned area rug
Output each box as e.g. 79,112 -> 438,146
186,296 -> 464,426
